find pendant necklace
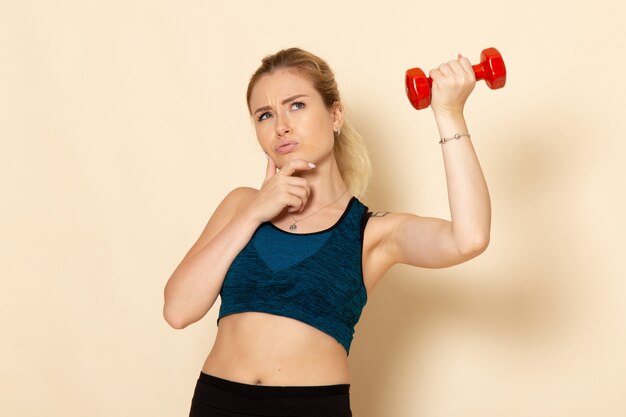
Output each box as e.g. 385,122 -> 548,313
288,188 -> 348,231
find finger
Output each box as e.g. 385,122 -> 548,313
283,178 -> 310,207
281,180 -> 309,200
285,194 -> 306,213
457,54 -> 475,79
438,63 -> 454,77
286,176 -> 310,189
429,68 -> 442,80
264,153 -> 277,181
277,159 -> 316,177
451,56 -> 476,88
286,186 -> 309,212
448,59 -> 464,75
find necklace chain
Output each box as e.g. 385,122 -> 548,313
288,188 -> 349,231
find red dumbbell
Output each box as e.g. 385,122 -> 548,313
405,47 -> 506,110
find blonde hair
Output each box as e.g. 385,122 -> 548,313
246,47 -> 372,198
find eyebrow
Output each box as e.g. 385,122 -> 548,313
253,94 -> 309,115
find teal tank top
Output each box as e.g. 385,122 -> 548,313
217,196 -> 371,355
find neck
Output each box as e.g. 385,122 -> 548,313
292,155 -> 349,210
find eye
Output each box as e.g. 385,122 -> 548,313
291,101 -> 305,111
258,111 -> 272,122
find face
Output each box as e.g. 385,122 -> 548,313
248,69 -> 343,168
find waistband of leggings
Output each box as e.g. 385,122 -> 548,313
198,371 -> 350,398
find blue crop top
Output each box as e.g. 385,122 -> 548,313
217,196 -> 371,355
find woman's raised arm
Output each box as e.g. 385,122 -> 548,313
373,54 -> 491,269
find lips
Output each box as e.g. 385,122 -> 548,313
275,141 -> 298,155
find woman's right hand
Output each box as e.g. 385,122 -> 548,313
245,155 -> 315,224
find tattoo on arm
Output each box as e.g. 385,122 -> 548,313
370,211 -> 389,217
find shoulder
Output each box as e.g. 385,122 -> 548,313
208,186 -> 259,220
360,209 -> 411,292
222,186 -> 259,210
363,210 -> 432,264
362,210 -> 406,248
179,187 -> 259,263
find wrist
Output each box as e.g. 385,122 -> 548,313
432,108 -> 465,123
236,206 -> 263,230
433,112 -> 469,140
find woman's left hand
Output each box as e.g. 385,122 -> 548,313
428,54 -> 476,116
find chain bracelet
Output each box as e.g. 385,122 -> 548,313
439,133 -> 471,144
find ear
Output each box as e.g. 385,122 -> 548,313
330,101 -> 344,131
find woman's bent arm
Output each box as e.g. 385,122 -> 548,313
163,187 -> 260,329
381,112 -> 491,269
435,111 -> 491,253
163,157 -> 317,328
374,54 -> 491,269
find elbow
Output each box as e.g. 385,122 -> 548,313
163,305 -> 190,330
458,233 -> 490,257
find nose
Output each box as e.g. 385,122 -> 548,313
275,112 -> 291,136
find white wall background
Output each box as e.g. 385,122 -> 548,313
2,1 -> 625,416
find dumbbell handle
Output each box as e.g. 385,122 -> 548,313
406,47 -> 506,110
425,61 -> 502,86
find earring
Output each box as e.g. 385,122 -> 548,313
334,127 -> 341,136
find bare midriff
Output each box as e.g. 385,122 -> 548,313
201,311 -> 351,386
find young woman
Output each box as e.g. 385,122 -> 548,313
164,47 -> 490,417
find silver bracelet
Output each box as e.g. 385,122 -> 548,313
439,133 -> 471,144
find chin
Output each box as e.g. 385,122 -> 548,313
278,152 -> 304,164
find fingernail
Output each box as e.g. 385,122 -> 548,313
308,162 -> 316,168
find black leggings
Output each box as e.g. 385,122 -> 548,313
189,371 -> 352,417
